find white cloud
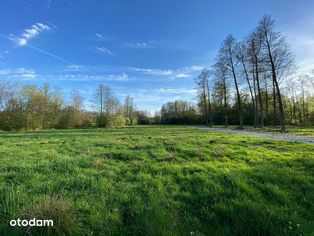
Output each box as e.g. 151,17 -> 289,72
292,36 -> 314,73
124,39 -> 169,49
21,72 -> 37,79
283,15 -> 314,74
44,73 -> 128,81
124,39 -> 194,51
186,65 -> 204,72
129,67 -> 173,76
95,33 -> 103,39
175,73 -> 190,78
0,68 -> 37,80
157,88 -> 197,94
66,64 -> 81,72
0,69 -> 10,75
93,33 -> 115,42
128,66 -> 199,79
61,65 -> 202,80
0,50 -> 10,59
63,64 -> 112,73
95,46 -> 113,55
125,42 -> 150,49
89,45 -> 114,55
15,23 -> 51,46
108,72 -> 128,81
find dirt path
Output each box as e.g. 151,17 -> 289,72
191,127 -> 314,144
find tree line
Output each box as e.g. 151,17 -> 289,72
0,82 -> 151,131
159,15 -> 314,130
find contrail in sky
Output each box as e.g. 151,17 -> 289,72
27,44 -> 77,67
0,32 -> 77,67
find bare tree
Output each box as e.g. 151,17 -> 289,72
96,84 -> 110,126
247,32 -> 265,127
213,61 -> 229,127
219,35 -> 244,129
195,68 -> 213,126
258,15 -> 295,131
95,84 -> 122,127
236,41 -> 257,127
298,74 -> 309,125
123,95 -> 136,125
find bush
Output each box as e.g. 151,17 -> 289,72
97,115 -> 126,128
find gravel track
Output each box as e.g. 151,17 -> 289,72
191,126 -> 314,144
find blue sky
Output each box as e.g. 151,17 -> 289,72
0,0 -> 314,113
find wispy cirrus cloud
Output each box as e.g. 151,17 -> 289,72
0,23 -> 78,67
0,67 -> 37,79
93,33 -> 115,42
129,67 -> 173,76
0,50 -> 10,59
43,72 -> 128,82
89,45 -> 114,55
63,64 -> 112,73
175,73 -> 190,78
13,23 -> 51,46
95,46 -> 113,55
95,33 -> 103,39
128,65 -> 204,79
124,39 -> 194,51
124,39 -> 169,49
156,88 -> 197,94
283,15 -> 314,74
125,42 -> 152,49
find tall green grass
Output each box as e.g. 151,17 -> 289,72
0,126 -> 313,235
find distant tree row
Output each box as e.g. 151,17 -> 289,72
0,82 -> 90,130
159,73 -> 314,127
160,100 -> 201,124
0,82 -> 149,131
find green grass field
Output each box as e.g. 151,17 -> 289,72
0,126 -> 313,235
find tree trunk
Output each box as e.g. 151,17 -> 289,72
254,55 -> 264,127
265,33 -> 286,131
230,56 -> 243,129
272,80 -> 277,126
202,89 -> 209,126
241,60 -> 256,128
206,81 -> 213,127
252,72 -> 258,128
100,90 -> 103,126
223,77 -> 228,127
273,73 -> 286,131
301,83 -> 306,125
264,74 -> 269,115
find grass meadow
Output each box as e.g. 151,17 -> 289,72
0,126 -> 313,235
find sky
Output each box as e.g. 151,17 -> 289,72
0,0 -> 314,113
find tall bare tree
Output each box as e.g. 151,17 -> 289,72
123,95 -> 136,125
236,41 -> 257,127
195,68 -> 213,126
258,15 -> 294,131
219,35 -> 244,129
247,32 -> 265,127
213,61 -> 229,127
